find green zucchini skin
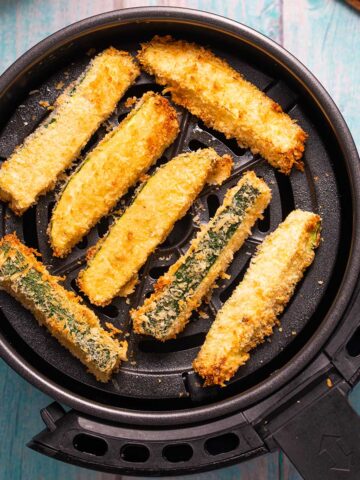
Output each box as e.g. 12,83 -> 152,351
193,209 -> 321,386
132,171 -> 271,341
0,234 -> 127,382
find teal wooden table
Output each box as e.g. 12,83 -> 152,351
0,1 -> 359,479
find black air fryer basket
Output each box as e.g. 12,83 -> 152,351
0,7 -> 360,479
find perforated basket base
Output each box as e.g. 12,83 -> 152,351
0,22 -> 350,410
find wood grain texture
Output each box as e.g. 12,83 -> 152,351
283,0 -> 359,148
0,1 -> 359,479
280,2 -> 360,478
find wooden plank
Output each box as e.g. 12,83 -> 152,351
115,0 -> 283,41
129,453 -> 280,480
0,0 -> 115,73
0,361 -> 101,479
281,1 -> 360,478
283,0 -> 360,147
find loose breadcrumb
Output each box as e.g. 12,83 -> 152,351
105,322 -> 122,337
55,81 -> 65,90
38,100 -> 50,108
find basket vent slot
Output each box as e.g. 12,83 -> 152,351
157,155 -> 169,167
22,206 -> 39,250
97,216 -> 110,238
70,278 -> 81,296
207,194 -> 220,219
77,237 -> 88,250
219,258 -> 251,303
82,132 -> 100,155
139,332 -> 205,354
189,139 -> 207,151
120,444 -> 150,463
257,204 -> 270,232
163,443 -> 193,463
197,120 -> 246,156
274,170 -> 295,219
96,303 -> 119,319
149,265 -> 169,279
73,433 -> 108,456
205,433 -> 239,455
159,212 -> 193,248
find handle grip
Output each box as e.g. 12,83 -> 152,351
268,380 -> 360,480
28,402 -> 267,476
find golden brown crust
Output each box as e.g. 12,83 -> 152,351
49,92 -> 179,257
77,148 -> 231,306
193,210 -> 321,386
132,171 -> 271,340
0,48 -> 140,215
138,36 -> 307,175
0,234 -> 127,382
207,154 -> 234,185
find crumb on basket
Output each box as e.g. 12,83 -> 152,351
105,322 -> 122,337
39,100 -> 50,108
55,81 -> 65,90
220,272 -> 231,280
86,48 -> 97,56
139,173 -> 150,183
124,96 -> 137,108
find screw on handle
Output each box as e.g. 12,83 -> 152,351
272,383 -> 360,480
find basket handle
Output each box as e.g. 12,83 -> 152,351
269,380 -> 360,479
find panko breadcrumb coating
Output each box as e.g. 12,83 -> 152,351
0,48 -> 140,214
77,148 -> 233,306
138,36 -> 307,175
49,92 -> 179,257
0,234 -> 127,382
193,210 -> 321,386
132,171 -> 271,341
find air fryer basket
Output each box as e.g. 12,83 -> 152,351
1,7 -> 360,479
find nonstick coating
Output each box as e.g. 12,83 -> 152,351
0,8 -> 359,426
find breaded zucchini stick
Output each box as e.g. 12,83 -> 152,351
132,171 -> 271,341
78,148 -> 232,306
193,210 -> 321,386
0,234 -> 127,382
0,48 -> 140,214
138,36 -> 307,174
49,92 -> 179,257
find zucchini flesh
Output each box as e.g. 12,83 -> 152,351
77,148 -> 230,306
0,48 -> 139,214
132,171 -> 271,340
49,92 -> 179,257
0,234 -> 127,382
193,210 -> 321,386
138,36 -> 307,174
